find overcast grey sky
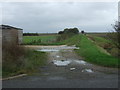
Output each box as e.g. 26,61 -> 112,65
2,2 -> 118,33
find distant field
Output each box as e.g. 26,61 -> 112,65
86,32 -> 118,39
23,35 -> 59,45
86,32 -> 108,38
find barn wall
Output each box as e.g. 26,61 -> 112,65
0,29 -> 2,65
18,30 -> 23,44
2,29 -> 18,44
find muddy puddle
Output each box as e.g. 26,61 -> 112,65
74,60 -> 87,65
52,60 -> 71,66
56,55 -> 60,58
52,59 -> 87,66
36,45 -> 79,53
37,49 -> 59,52
82,69 -> 93,73
36,45 -> 95,73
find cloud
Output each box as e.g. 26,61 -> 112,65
2,2 -> 118,33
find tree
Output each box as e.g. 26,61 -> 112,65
64,28 -> 79,34
58,31 -> 64,34
81,30 -> 85,34
107,21 -> 120,49
58,28 -> 79,34
72,28 -> 79,34
57,28 -> 79,41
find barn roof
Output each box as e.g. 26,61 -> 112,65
0,25 -> 23,30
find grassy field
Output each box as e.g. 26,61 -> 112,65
23,35 -> 60,45
86,32 -> 108,38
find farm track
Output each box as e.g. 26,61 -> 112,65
2,45 -> 119,88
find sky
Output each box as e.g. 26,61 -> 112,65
1,2 -> 118,33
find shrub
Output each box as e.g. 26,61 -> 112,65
57,28 -> 79,42
58,28 -> 79,35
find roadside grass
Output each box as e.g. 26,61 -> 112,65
86,35 -> 119,57
19,50 -> 47,74
87,34 -> 113,47
2,43 -> 47,78
61,35 -> 119,68
76,35 -> 119,67
23,35 -> 59,45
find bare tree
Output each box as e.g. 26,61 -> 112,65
107,21 -> 120,49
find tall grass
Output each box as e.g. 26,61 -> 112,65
87,35 -> 120,58
3,42 -> 26,76
2,42 -> 47,78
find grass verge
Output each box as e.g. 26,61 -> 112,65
61,35 -> 119,68
3,44 -> 47,78
76,35 -> 119,67
87,35 -> 119,57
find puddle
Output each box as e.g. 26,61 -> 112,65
53,60 -> 71,66
75,47 -> 80,49
74,60 -> 86,65
37,49 -> 59,52
70,68 -> 76,70
56,55 -> 60,58
52,59 -> 87,66
63,46 -> 80,50
36,46 -> 79,52
82,69 -> 93,73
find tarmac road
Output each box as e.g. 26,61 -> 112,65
2,45 -> 119,88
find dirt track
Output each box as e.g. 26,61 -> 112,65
2,45 -> 119,88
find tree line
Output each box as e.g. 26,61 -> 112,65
23,33 -> 39,36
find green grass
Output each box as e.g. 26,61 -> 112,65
60,35 -> 119,68
23,34 -> 119,68
76,35 -> 118,67
87,35 -> 113,47
86,35 -> 119,57
3,50 -> 47,78
23,35 -> 59,45
61,35 -> 81,45
21,50 -> 47,73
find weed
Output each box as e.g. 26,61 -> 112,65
2,42 -> 47,78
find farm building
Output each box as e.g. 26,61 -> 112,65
0,25 -> 23,45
